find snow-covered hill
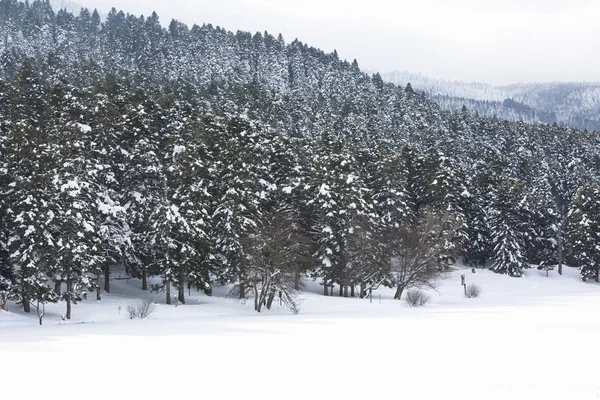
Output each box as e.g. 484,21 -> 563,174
381,71 -> 600,131
382,71 -> 507,102
49,0 -> 82,13
49,0 -> 106,18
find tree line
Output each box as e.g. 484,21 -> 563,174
1,1 -> 600,319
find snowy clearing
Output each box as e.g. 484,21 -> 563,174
1,266 -> 599,400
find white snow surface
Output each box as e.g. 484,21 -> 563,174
172,145 -> 186,157
74,123 -> 92,133
1,266 -> 599,400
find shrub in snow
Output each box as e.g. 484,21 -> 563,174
465,284 -> 481,298
405,289 -> 430,307
127,299 -> 156,319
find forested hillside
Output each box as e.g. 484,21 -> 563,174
1,0 -> 600,318
381,71 -> 600,132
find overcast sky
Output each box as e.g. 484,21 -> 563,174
63,0 -> 600,85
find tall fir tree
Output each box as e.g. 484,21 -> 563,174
567,185 -> 600,282
489,182 -> 528,277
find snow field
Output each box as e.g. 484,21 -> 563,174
1,266 -> 599,400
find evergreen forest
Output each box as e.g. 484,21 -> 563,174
1,0 -> 600,317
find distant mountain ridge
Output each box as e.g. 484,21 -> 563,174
380,71 -> 600,132
49,0 -> 83,13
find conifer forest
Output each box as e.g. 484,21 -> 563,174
1,0 -> 600,320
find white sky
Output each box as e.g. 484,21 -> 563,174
65,0 -> 600,85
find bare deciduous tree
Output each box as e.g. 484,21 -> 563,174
239,209 -> 312,314
389,208 -> 454,300
346,218 -> 390,298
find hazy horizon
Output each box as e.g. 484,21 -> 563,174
53,0 -> 600,86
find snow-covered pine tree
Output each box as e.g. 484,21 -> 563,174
208,115 -> 273,299
524,170 -> 558,269
2,60 -> 58,313
148,103 -> 214,304
462,192 -> 491,268
567,185 -> 600,282
306,134 -> 371,296
489,182 -> 528,277
261,131 -> 314,289
49,115 -> 104,319
364,146 -> 412,229
121,90 -> 168,291
0,255 -> 13,311
427,152 -> 470,267
399,144 -> 430,216
86,83 -> 132,295
0,78 -> 11,309
539,124 -> 588,275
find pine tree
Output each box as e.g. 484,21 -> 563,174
209,115 -> 272,299
307,135 -> 371,296
148,104 -> 214,304
50,120 -> 103,319
428,152 -> 469,266
0,78 -> 11,310
87,84 -> 130,294
489,182 -> 528,277
567,185 -> 600,282
122,91 -> 167,291
2,60 -> 57,313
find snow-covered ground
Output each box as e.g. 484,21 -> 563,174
1,266 -> 599,399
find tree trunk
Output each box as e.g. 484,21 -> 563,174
238,281 -> 246,299
66,277 -> 72,320
104,265 -> 110,293
254,287 -> 260,312
294,270 -> 300,290
359,282 -> 365,299
37,302 -> 44,326
558,213 -> 567,276
142,269 -> 148,291
22,277 -> 30,313
257,285 -> 268,313
339,285 -> 343,297
238,267 -> 246,299
96,273 -> 101,301
266,290 -> 275,310
54,280 -> 61,296
557,229 -> 563,276
343,283 -> 349,298
350,285 -> 355,297
1,293 -> 8,311
178,269 -> 185,305
323,280 -> 329,296
166,280 -> 171,305
394,285 -> 404,300
596,266 -> 599,283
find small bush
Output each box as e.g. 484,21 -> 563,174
465,284 -> 481,298
127,299 -> 156,319
405,289 -> 430,307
